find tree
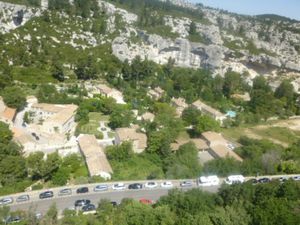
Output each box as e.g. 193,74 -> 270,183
182,107 -> 201,126
189,21 -> 197,35
147,130 -> 172,158
108,105 -> 134,129
27,152 -> 45,180
52,167 -> 70,186
74,56 -> 98,80
41,152 -> 61,181
0,122 -> 13,144
223,71 -> 242,98
0,155 -> 27,185
275,80 -> 294,101
203,157 -> 242,177
195,115 -> 220,134
2,86 -> 26,111
165,142 -> 202,178
106,142 -> 134,161
51,62 -> 65,82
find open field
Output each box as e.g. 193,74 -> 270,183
222,118 -> 300,147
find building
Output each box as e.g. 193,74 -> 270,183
84,82 -> 125,104
209,145 -> 243,162
147,87 -> 164,100
115,128 -> 147,153
202,131 -> 243,162
0,97 -> 17,127
201,131 -> 228,147
97,84 -> 125,104
171,138 -> 208,151
31,103 -> 78,134
78,135 -> 113,180
231,92 -> 251,102
192,100 -> 226,123
171,97 -> 188,116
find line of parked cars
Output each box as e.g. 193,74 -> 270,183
2,175 -> 300,206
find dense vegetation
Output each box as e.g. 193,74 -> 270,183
2,181 -> 300,225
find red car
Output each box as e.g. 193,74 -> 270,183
139,198 -> 154,205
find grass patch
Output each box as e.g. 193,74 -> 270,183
222,126 -> 248,141
253,127 -> 300,145
143,25 -> 179,39
12,66 -> 56,84
73,164 -> 89,178
110,154 -> 164,181
76,112 -> 109,139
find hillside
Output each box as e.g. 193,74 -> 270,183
0,0 -> 300,90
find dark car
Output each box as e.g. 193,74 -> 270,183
75,199 -> 91,207
258,178 -> 271,183
110,201 -> 118,207
39,191 -> 54,199
82,204 -> 96,212
128,183 -> 143,190
76,187 -> 89,194
5,215 -> 22,224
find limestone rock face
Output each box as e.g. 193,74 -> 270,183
0,2 -> 41,33
1,0 -> 300,88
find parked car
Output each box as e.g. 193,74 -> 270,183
198,176 -> 220,186
39,191 -> 53,199
16,195 -> 30,203
258,177 -> 271,183
128,183 -> 143,190
58,188 -> 72,196
225,175 -> 245,185
94,185 -> 108,192
35,212 -> 43,220
112,183 -> 126,190
76,187 -> 89,194
74,199 -> 91,207
161,181 -> 173,188
293,176 -> 300,181
180,181 -> 193,187
278,177 -> 289,183
0,197 -> 13,205
139,198 -> 154,205
110,201 -> 118,207
145,181 -> 158,189
5,215 -> 22,224
82,204 -> 96,214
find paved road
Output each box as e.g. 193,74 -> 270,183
9,184 -> 218,216
4,174 -> 300,216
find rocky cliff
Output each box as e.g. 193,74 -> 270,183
1,0 -> 300,89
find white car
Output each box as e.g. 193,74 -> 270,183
225,175 -> 245,185
94,185 -> 108,192
293,176 -> 300,181
198,175 -> 220,186
112,183 -> 126,190
145,181 -> 158,189
0,197 -> 13,205
180,180 -> 193,187
161,181 -> 173,188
